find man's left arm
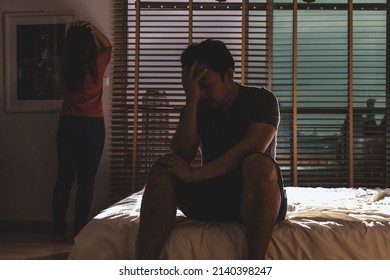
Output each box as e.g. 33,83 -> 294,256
192,122 -> 276,181
161,122 -> 276,183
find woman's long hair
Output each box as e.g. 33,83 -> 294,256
63,25 -> 98,91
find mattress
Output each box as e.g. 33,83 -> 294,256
69,187 -> 390,260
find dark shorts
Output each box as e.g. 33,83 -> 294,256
176,155 -> 287,223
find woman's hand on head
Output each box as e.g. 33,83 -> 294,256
71,20 -> 94,31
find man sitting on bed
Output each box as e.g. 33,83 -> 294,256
137,39 -> 287,260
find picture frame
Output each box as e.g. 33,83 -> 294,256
4,11 -> 76,112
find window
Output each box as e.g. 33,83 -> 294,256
112,0 -> 389,200
273,0 -> 388,187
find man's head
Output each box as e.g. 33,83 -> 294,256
180,39 -> 235,80
180,39 -> 238,111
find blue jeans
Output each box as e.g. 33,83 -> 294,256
52,116 -> 105,236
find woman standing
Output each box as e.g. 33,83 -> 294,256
52,20 -> 111,241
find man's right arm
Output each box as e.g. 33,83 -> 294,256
170,62 -> 207,162
170,100 -> 200,162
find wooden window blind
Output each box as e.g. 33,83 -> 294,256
273,0 -> 389,187
112,0 -> 272,200
112,0 -> 389,200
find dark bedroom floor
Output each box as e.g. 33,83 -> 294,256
0,232 -> 73,260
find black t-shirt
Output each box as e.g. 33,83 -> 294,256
197,84 -> 280,164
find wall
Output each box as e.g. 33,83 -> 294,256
0,0 -> 114,227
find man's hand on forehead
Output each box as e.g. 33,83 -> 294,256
183,61 -> 208,82
193,62 -> 208,77
181,60 -> 208,103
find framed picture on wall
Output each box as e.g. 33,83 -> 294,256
4,11 -> 76,112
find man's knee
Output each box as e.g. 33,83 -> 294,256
242,153 -> 277,182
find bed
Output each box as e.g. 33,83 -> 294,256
68,186 -> 390,260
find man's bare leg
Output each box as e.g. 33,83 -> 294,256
137,162 -> 177,259
241,153 -> 281,260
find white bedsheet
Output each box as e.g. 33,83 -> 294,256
69,187 -> 390,260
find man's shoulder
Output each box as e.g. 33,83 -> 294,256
240,84 -> 270,92
239,85 -> 277,102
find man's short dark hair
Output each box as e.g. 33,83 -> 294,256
180,39 -> 235,79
